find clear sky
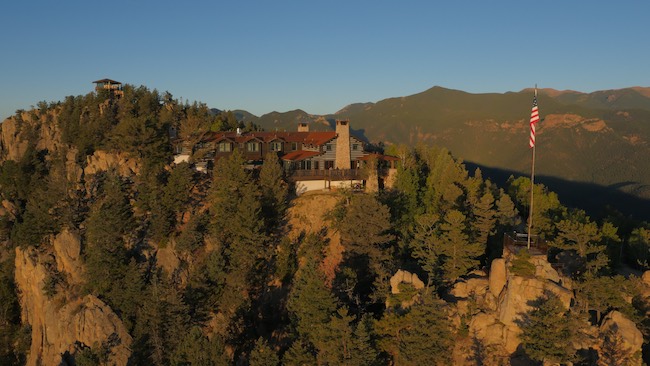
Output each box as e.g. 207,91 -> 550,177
1,0 -> 649,120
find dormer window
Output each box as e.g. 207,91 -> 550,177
270,141 -> 283,151
247,142 -> 260,152
218,142 -> 231,152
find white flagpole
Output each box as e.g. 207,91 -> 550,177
527,86 -> 537,250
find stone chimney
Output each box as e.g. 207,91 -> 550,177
335,119 -> 351,169
297,122 -> 309,132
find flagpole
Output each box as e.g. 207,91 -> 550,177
527,86 -> 537,250
527,138 -> 535,249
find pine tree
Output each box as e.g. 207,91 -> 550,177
552,210 -> 609,277
286,235 -> 337,344
518,292 -> 580,364
410,213 -> 441,286
282,341 -> 316,366
259,152 -> 288,232
249,337 -> 279,366
375,293 -> 453,366
438,209 -> 483,284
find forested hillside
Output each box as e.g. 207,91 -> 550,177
1,86 -> 650,365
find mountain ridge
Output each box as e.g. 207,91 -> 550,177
246,85 -> 650,211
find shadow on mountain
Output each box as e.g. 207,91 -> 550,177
465,162 -> 650,222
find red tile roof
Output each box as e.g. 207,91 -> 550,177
281,150 -> 322,161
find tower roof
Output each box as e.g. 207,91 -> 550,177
92,78 -> 121,84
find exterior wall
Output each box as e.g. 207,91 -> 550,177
294,179 -> 364,195
297,123 -> 309,132
331,180 -> 364,190
316,141 -> 337,170
350,136 -> 365,167
335,120 -> 351,169
295,180 -> 329,195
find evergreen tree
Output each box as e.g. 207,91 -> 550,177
375,293 -> 453,366
282,341 -> 316,366
249,337 -> 279,366
438,209 -> 483,284
259,152 -> 288,232
410,213 -> 441,286
552,210 -> 609,277
508,176 -> 565,239
286,235 -> 337,344
172,327 -> 229,366
83,174 -> 143,330
518,292 -> 581,365
132,271 -> 191,366
469,190 -> 497,247
336,194 -> 394,303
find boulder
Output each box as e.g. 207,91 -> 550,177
390,269 -> 425,294
600,311 -> 644,355
489,258 -> 506,298
530,254 -> 561,283
497,276 -> 573,353
52,229 -> 84,285
642,270 -> 650,286
451,276 -> 489,299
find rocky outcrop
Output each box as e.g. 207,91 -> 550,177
52,229 -> 84,286
84,150 -> 140,177
463,247 -> 577,355
15,245 -> 132,366
389,269 -> 425,294
1,110 -> 62,162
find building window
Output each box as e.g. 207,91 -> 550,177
326,144 -> 332,151
291,142 -> 298,151
325,160 -> 334,169
270,141 -> 283,151
352,144 -> 359,151
247,142 -> 260,152
218,142 -> 231,152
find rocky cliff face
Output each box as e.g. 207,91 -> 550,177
14,230 -> 132,365
1,110 -> 62,162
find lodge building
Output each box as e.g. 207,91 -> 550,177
173,119 -> 398,193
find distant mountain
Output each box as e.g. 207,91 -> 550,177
251,86 -> 650,214
255,109 -> 332,132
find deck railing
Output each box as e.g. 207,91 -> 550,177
503,232 -> 549,254
288,168 -> 364,181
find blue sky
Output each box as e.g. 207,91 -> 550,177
1,1 -> 649,120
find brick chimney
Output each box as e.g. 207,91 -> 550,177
335,120 -> 351,169
297,122 -> 309,132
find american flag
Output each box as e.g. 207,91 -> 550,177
529,94 -> 540,148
